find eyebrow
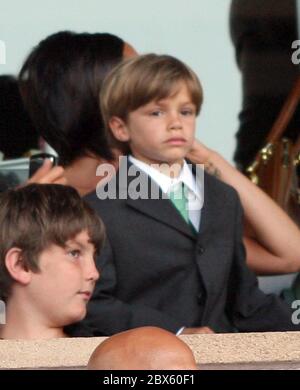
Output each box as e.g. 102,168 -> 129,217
65,238 -> 92,250
148,100 -> 195,107
180,102 -> 196,106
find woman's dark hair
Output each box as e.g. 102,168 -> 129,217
0,75 -> 39,158
19,31 -> 124,166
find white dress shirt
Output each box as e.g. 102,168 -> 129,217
129,155 -> 203,231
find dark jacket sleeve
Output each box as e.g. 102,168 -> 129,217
228,197 -> 300,332
72,238 -> 183,336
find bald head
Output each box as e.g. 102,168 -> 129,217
87,327 -> 198,370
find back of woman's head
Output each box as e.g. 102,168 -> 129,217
19,31 -> 124,166
0,75 -> 38,159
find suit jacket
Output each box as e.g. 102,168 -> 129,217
72,159 -> 299,336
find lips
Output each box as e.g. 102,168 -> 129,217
78,291 -> 92,300
165,138 -> 186,145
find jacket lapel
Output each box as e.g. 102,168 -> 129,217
126,197 -> 196,239
195,172 -> 232,319
118,158 -> 197,240
198,172 -> 224,239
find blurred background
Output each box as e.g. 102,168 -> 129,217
0,0 -> 240,162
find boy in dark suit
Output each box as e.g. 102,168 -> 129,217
75,54 -> 300,336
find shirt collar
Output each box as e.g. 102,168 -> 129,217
128,155 -> 201,199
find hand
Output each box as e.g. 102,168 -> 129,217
187,139 -> 211,165
26,159 -> 67,185
181,326 -> 214,335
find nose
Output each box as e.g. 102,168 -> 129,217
84,257 -> 100,282
168,111 -> 183,130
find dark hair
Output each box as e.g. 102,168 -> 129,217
19,31 -> 125,166
0,183 -> 105,300
0,75 -> 38,158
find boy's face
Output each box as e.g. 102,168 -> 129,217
112,82 -> 197,166
28,230 -> 99,327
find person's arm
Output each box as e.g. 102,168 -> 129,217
71,238 -> 185,336
26,158 -> 67,185
187,139 -> 300,275
228,195 -> 300,332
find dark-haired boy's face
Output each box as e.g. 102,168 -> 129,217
27,230 -> 99,327
121,83 -> 196,167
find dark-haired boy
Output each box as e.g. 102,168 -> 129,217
0,184 -> 103,339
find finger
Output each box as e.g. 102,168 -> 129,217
37,166 -> 65,184
27,159 -> 53,183
198,327 -> 214,334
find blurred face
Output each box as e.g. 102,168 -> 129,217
120,83 -> 196,166
28,230 -> 99,328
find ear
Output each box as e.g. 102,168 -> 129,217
109,116 -> 130,143
5,248 -> 32,285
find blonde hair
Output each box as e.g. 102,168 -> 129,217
100,53 -> 203,147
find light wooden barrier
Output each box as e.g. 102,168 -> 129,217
1,332 -> 300,370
